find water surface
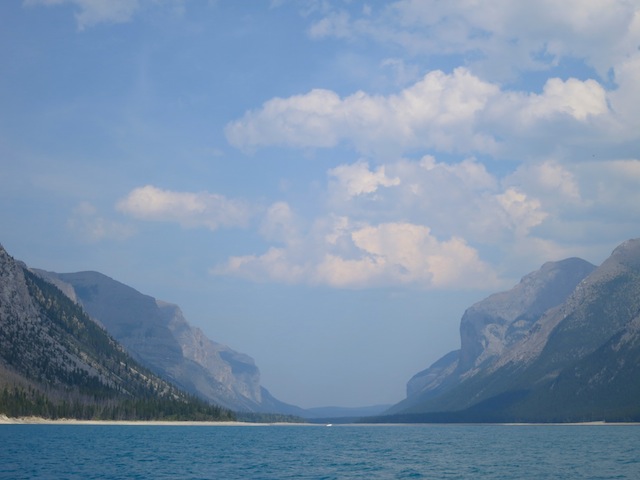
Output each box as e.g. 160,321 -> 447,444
1,424 -> 638,479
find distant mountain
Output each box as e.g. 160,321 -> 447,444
385,239 -> 640,422
390,257 -> 596,414
35,269 -> 300,414
0,244 -> 233,421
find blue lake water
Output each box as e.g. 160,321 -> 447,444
1,424 -> 639,479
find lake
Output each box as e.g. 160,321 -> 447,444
1,423 -> 639,479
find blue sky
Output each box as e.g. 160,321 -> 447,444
2,0 -> 640,409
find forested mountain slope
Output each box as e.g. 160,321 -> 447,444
35,269 -> 303,415
0,244 -> 234,421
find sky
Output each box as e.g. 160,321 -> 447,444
1,0 -> 640,409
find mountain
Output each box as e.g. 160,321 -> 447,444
0,244 -> 233,421
385,239 -> 640,422
34,269 -> 300,414
390,257 -> 596,414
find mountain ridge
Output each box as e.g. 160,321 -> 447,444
0,244 -> 234,421
34,269 -> 300,414
385,238 -> 640,422
389,256 -> 596,414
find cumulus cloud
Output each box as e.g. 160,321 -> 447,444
24,0 -> 142,29
509,78 -> 608,123
117,185 -> 251,231
215,218 -> 501,290
213,154 -> 560,289
215,145 -> 640,289
496,188 -> 547,236
319,223 -> 498,288
506,160 -> 582,206
225,67 -> 624,159
226,68 -> 500,157
502,158 -> 640,248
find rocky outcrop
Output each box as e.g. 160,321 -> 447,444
157,300 -> 263,408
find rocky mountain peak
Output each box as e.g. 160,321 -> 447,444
457,257 -> 595,373
390,238 -> 640,422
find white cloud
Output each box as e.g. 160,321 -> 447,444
327,156 -> 540,243
506,160 -> 582,206
213,152 -> 640,289
117,185 -> 251,231
328,223 -> 498,288
213,149 -> 640,289
480,78 -> 610,154
502,158 -> 640,247
215,219 -> 501,290
328,160 -> 400,198
226,68 -> 500,157
225,89 -> 344,152
305,0 -> 640,79
67,201 -> 135,242
516,78 -> 608,123
215,154 -> 556,289
216,152 -> 617,288
496,188 -> 547,236
226,65 -> 632,160
24,0 -> 142,29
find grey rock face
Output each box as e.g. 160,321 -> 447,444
393,239 -> 640,421
0,246 -> 40,335
0,245 -> 184,401
406,350 -> 459,398
492,238 -> 640,373
34,270 -> 276,412
395,256 -> 596,412
157,300 -> 262,405
458,257 -> 596,375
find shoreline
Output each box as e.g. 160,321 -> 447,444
0,414 -> 311,426
1,415 -> 637,426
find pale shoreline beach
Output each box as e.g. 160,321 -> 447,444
0,414 -> 313,426
1,414 -> 637,427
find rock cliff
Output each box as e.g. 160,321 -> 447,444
389,239 -> 640,422
394,257 -> 595,413
0,244 -> 232,420
34,269 -> 292,413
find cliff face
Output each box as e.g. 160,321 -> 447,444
157,300 -> 263,406
0,244 -> 228,419
391,239 -> 640,422
34,270 -> 285,412
394,257 -> 595,413
457,257 -> 597,375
